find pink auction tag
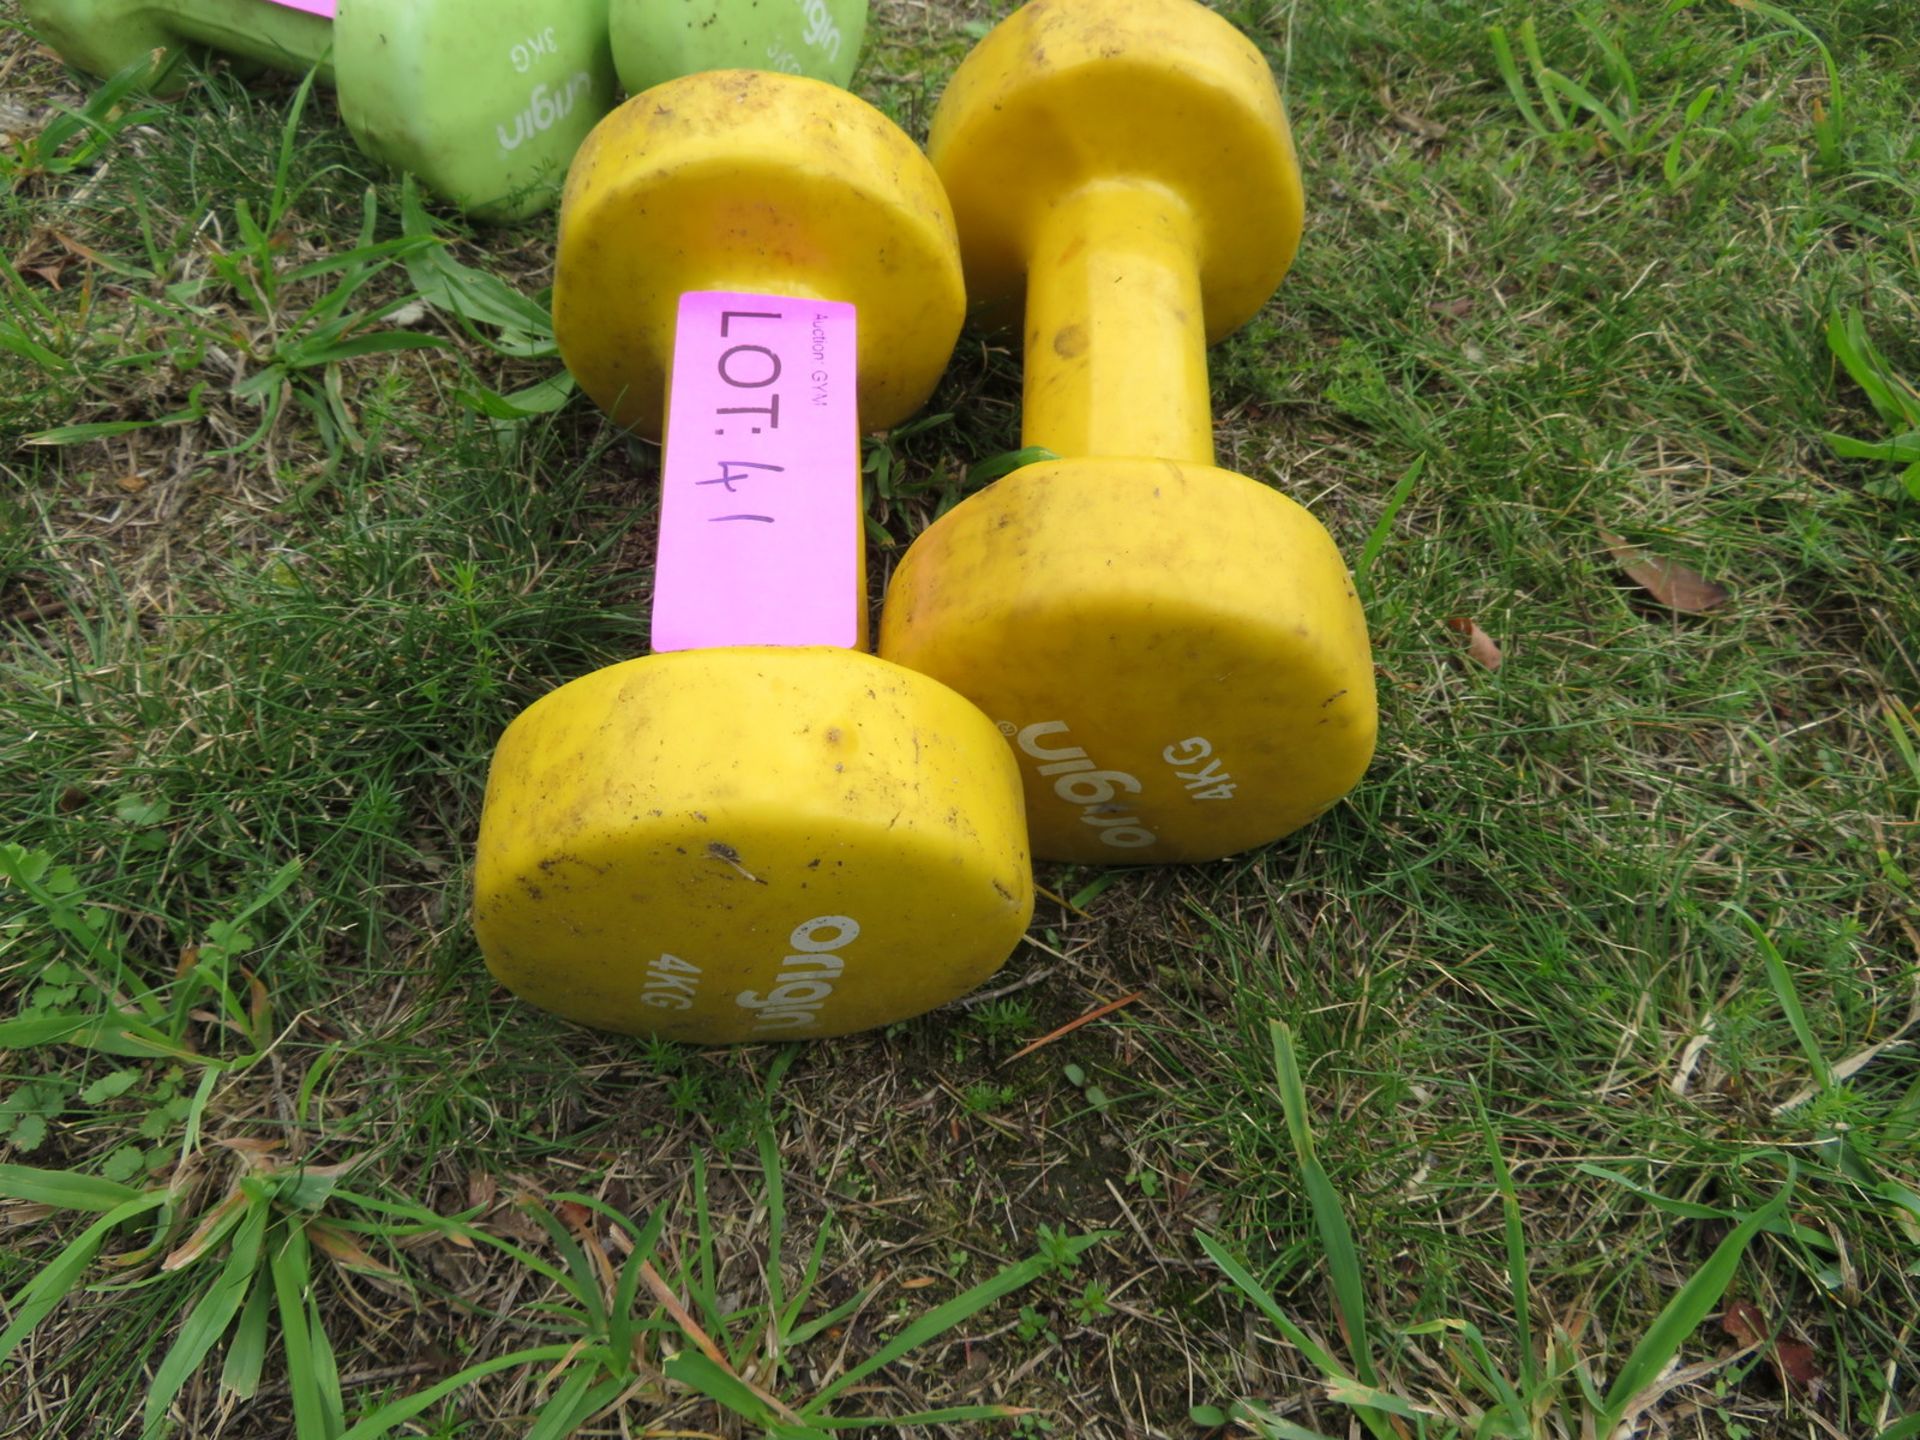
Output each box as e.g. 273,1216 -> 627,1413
259,0 -> 336,16
652,292 -> 861,653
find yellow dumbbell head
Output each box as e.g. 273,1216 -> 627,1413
475,649 -> 1034,1043
927,0 -> 1304,338
880,460 -> 1376,864
554,70 -> 967,437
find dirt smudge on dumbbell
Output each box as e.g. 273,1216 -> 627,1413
706,841 -> 765,884
538,852 -> 606,875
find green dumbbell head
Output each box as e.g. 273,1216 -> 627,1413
610,0 -> 867,96
334,0 -> 617,221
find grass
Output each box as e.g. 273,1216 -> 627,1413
3,0 -> 1919,1435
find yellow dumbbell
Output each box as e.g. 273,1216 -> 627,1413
474,72 -> 1033,1043
879,0 -> 1377,865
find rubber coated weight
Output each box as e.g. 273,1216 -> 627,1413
610,0 -> 866,98
475,74 -> 1032,1044
23,0 -> 616,219
878,0 -> 1378,865
553,71 -> 964,437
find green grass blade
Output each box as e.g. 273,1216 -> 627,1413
690,1149 -> 726,1342
666,1350 -> 775,1425
1886,700 -> 1920,788
143,1200 -> 269,1438
457,372 -> 576,420
1517,19 -> 1569,129
1271,1022 -> 1376,1386
759,1122 -> 788,1326
1596,1188 -> 1788,1431
1194,1234 -> 1402,1440
780,1224 -> 836,1340
267,65 -> 321,231
1475,1097 -> 1538,1400
308,1280 -> 347,1439
1576,1164 -> 1832,1250
269,1222 -> 336,1440
1826,430 -> 1920,463
524,1366 -> 616,1440
325,1189 -> 572,1288
785,1285 -> 868,1350
1449,1320 -> 1529,1423
337,1345 -> 580,1440
1733,0 -> 1844,163
1193,1233 -> 1351,1385
1825,311 -> 1917,427
1488,27 -> 1549,137
802,1234 -> 1105,1412
220,1267 -> 273,1400
26,385 -> 207,445
523,1201 -> 606,1330
0,323 -> 69,372
1737,910 -> 1834,1097
399,178 -> 558,350
280,238 -> 434,288
0,1164 -> 144,1213
1539,68 -> 1633,152
965,446 -> 1059,488
1322,1377 -> 1421,1419
0,1191 -> 169,1363
605,1198 -> 670,1356
1353,454 -> 1424,603
1575,9 -> 1640,110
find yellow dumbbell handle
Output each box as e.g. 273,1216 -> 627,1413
1021,179 -> 1217,468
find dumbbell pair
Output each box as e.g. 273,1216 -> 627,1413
475,0 -> 1378,1043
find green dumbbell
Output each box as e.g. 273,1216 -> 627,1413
610,0 -> 866,96
22,0 -> 617,219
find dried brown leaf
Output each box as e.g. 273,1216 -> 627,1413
1721,1299 -> 1821,1391
162,1186 -> 247,1271
1445,616 -> 1503,670
1721,1299 -> 1765,1348
308,1220 -> 400,1276
50,229 -> 105,266
1600,529 -> 1730,613
215,1136 -> 282,1159
1776,1340 -> 1820,1390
